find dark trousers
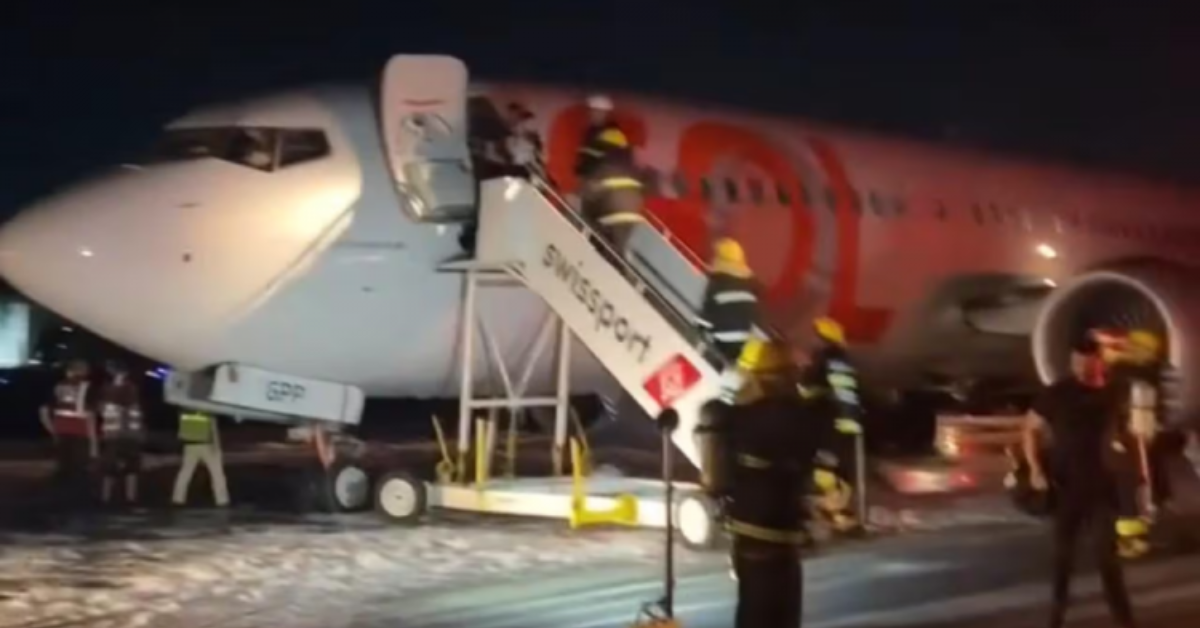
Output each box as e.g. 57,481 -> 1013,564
733,536 -> 802,628
53,436 -> 92,504
1050,498 -> 1135,628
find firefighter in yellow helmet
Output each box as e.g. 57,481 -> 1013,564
799,317 -> 866,535
703,332 -> 819,628
695,238 -> 761,367
574,94 -> 645,260
1103,328 -> 1167,559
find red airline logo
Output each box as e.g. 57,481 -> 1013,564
642,353 -> 702,410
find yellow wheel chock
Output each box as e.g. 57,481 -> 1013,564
568,438 -> 639,529
431,415 -> 457,484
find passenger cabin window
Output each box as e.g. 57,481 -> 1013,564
776,183 -> 792,206
279,129 -> 332,167
672,172 -> 689,197
724,179 -> 740,203
748,179 -> 765,205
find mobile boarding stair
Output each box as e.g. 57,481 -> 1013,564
369,55 -> 731,548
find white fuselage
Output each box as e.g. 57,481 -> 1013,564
3,81 -> 1200,404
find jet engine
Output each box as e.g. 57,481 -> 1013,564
1031,260 -> 1200,425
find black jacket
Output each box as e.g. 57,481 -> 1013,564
575,121 -> 634,180
723,373 -> 821,545
800,344 -> 863,427
697,271 -> 760,363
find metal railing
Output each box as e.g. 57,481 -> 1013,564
522,173 -> 727,369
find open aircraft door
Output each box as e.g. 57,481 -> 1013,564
379,54 -> 476,223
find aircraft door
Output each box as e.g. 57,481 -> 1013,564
380,54 -> 476,223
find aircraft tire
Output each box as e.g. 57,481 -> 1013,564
677,492 -> 723,551
296,460 -> 373,513
374,471 -> 428,525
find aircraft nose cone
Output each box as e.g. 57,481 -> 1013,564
0,198 -> 100,317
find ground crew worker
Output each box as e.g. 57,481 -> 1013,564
574,94 -> 645,259
713,334 -> 818,628
172,410 -> 230,507
695,237 -> 760,367
1023,336 -> 1138,628
1103,328 -> 1167,558
96,360 -> 146,506
39,359 -> 97,504
799,317 -> 865,535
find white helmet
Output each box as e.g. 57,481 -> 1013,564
587,94 -> 614,112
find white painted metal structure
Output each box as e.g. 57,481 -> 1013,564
399,175 -> 727,545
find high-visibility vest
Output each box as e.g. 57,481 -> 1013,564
51,380 -> 91,437
179,412 -> 214,444
99,380 -> 144,440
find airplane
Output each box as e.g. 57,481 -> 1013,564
1,53 -> 1198,462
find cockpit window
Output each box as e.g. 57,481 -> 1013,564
144,126 -> 330,171
147,128 -> 235,163
228,128 -> 277,172
278,129 -> 331,167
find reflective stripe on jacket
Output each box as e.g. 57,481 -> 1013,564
725,386 -> 819,546
51,381 -> 91,437
99,380 -> 145,440
696,271 -> 760,363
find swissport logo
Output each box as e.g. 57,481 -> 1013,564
643,353 -> 702,410
543,243 -> 653,363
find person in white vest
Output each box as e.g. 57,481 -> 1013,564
171,410 -> 230,507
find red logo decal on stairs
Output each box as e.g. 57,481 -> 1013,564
643,354 -> 701,409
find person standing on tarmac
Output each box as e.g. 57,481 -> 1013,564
574,94 -> 646,260
171,410 -> 230,508
695,237 -> 761,367
39,359 -> 98,505
798,317 -> 866,536
1101,329 -> 1169,559
1022,336 -> 1138,628
96,360 -> 146,506
708,333 -> 818,628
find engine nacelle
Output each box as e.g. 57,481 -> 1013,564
1032,260 -> 1200,426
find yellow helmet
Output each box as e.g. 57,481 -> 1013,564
713,238 -> 746,266
813,317 -> 846,346
1127,329 -> 1162,362
737,336 -> 791,372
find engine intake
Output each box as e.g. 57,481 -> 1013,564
1031,260 -> 1200,425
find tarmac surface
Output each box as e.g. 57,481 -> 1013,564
1,437 -> 1199,628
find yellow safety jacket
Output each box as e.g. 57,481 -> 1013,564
179,411 -> 214,444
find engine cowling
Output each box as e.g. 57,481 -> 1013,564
1032,260 -> 1200,426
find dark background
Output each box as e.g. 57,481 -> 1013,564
0,1 -> 1196,438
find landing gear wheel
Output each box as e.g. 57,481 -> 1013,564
677,492 -> 721,550
375,471 -> 428,524
330,462 -> 372,512
297,460 -> 372,513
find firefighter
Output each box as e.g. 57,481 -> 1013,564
96,360 -> 146,506
39,359 -> 98,504
171,410 -> 230,508
574,94 -> 645,259
1103,329 -> 1166,559
710,333 -> 818,628
695,237 -> 761,367
1023,336 -> 1137,628
799,317 -> 866,535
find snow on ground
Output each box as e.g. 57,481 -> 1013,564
0,494 -> 1039,628
0,510 -> 693,628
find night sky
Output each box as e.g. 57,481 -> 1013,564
1,1 -> 1198,217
